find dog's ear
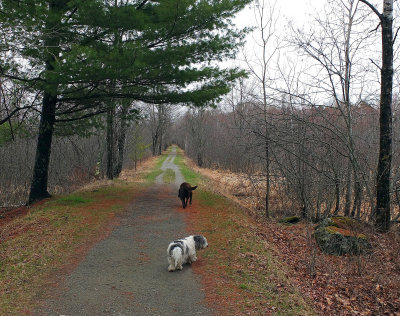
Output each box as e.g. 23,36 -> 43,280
191,185 -> 198,191
193,235 -> 207,249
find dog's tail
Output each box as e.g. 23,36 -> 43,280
191,185 -> 198,191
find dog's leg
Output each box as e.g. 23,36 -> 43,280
177,257 -> 183,270
189,191 -> 192,205
168,256 -> 175,272
184,197 -> 188,208
189,252 -> 197,263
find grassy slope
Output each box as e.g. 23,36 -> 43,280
0,154 -> 168,315
174,148 -> 315,315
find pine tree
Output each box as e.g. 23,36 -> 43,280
0,0 -> 250,203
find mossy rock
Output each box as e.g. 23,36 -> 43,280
314,219 -> 372,256
279,216 -> 301,224
316,216 -> 362,230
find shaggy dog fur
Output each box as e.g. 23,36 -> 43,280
167,235 -> 208,272
178,182 -> 198,208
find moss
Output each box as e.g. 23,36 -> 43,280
314,225 -> 372,256
279,216 -> 301,224
325,226 -> 366,239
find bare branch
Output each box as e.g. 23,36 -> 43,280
359,0 -> 383,20
394,26 -> 400,44
369,58 -> 381,70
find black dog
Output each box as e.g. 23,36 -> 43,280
178,182 -> 198,208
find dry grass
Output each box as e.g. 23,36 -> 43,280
182,153 -> 400,315
183,157 -> 281,214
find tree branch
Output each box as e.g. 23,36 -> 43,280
136,0 -> 149,10
370,58 -> 382,70
394,26 -> 400,44
359,0 -> 383,20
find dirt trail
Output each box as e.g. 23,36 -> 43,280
155,147 -> 184,186
37,150 -> 210,315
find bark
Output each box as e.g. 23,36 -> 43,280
333,175 -> 340,216
28,92 -> 57,203
28,0 -> 64,204
351,177 -> 362,219
375,6 -> 393,231
106,104 -> 115,179
265,136 -> 270,218
359,0 -> 393,232
115,105 -> 128,177
197,151 -> 203,167
343,0 -> 355,217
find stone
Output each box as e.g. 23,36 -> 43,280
314,216 -> 372,255
278,215 -> 301,224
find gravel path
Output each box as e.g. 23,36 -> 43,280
155,147 -> 184,185
38,149 -> 210,315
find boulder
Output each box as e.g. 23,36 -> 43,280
278,215 -> 301,224
314,216 -> 372,255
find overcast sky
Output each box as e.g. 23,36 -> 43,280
234,0 -> 325,29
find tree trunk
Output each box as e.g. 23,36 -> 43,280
351,176 -> 362,219
28,92 -> 57,204
152,132 -> 158,156
375,0 -> 393,232
343,0 -> 355,217
28,0 -> 64,204
197,151 -> 203,167
158,130 -> 163,155
115,105 -> 128,177
106,104 -> 115,179
333,175 -> 340,215
265,138 -> 270,218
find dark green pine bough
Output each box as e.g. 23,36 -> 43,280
0,0 -> 250,204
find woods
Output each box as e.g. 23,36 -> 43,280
176,0 -> 399,233
1,1 -> 400,314
1,0 -> 249,203
0,0 -> 399,232
1,0 -> 400,231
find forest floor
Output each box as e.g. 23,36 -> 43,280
188,160 -> 400,315
1,147 -> 399,315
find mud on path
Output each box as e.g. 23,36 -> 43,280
37,149 -> 210,315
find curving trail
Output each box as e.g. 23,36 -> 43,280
37,148 -> 210,315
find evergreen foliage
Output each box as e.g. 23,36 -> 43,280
0,0 -> 250,203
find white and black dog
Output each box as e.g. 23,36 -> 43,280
167,235 -> 208,272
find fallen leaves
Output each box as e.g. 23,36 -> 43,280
189,161 -> 400,316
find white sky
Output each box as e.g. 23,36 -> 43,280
223,0 -> 392,106
234,0 -> 325,29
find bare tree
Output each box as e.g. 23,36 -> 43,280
243,0 -> 280,218
359,0 -> 394,232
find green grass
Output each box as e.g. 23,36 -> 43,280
143,152 -> 170,184
143,169 -> 163,183
173,150 -> 200,184
56,194 -> 93,205
163,168 -> 175,184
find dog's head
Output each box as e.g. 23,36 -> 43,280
193,235 -> 208,250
